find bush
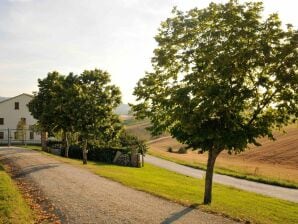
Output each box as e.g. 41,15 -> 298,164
46,139 -> 63,149
57,131 -> 147,166
115,154 -> 130,166
60,145 -> 131,163
178,146 -> 187,154
118,132 -> 148,155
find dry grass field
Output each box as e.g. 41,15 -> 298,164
125,121 -> 167,141
148,124 -> 298,185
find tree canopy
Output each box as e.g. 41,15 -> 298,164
132,0 -> 298,204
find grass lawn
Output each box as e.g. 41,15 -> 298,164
149,150 -> 298,189
0,163 -> 34,224
23,145 -> 298,224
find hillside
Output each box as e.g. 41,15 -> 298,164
115,104 -> 130,115
124,120 -> 167,141
149,125 -> 298,166
126,118 -> 298,167
225,125 -> 298,167
148,124 -> 298,183
0,97 -> 8,102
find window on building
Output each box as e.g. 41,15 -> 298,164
30,132 -> 34,140
14,102 -> 20,110
15,102 -> 19,110
0,118 -> 3,125
0,132 -> 3,139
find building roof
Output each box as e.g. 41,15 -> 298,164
0,93 -> 33,104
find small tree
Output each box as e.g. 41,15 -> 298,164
16,118 -> 27,145
132,0 -> 297,204
72,69 -> 122,164
28,72 -> 64,151
56,73 -> 80,157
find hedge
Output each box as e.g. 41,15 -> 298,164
60,145 -> 131,163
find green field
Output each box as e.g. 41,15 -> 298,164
0,164 -> 34,224
28,146 -> 298,224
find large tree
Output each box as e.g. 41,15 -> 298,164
132,0 -> 297,204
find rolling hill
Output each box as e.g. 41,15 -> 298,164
148,125 -> 298,167
127,120 -> 298,183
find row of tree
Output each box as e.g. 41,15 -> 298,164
28,69 -> 122,164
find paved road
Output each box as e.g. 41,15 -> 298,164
145,155 -> 298,203
0,147 -> 236,224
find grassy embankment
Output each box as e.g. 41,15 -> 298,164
23,145 -> 298,224
0,163 -> 34,224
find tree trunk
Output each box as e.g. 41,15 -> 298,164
203,148 -> 222,204
82,140 -> 88,165
63,131 -> 69,158
41,131 -> 48,151
65,133 -> 69,158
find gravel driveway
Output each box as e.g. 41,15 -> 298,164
0,147 -> 236,224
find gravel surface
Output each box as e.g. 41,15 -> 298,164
145,155 -> 298,203
0,147 -> 236,224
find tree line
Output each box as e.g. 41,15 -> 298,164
28,69 -> 122,164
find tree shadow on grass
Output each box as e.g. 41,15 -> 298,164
161,203 -> 201,224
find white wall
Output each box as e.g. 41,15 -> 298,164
0,94 -> 40,143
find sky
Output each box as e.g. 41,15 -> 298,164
0,0 -> 297,103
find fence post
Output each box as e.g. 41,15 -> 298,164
8,128 -> 10,147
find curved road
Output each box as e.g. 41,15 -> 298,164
0,147 -> 235,224
145,155 -> 298,203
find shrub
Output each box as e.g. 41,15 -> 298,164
118,132 -> 148,155
178,146 -> 187,154
46,139 -> 63,149
57,131 -> 147,166
60,145 -> 131,163
167,147 -> 173,153
115,154 -> 130,166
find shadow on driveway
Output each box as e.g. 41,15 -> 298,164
161,204 -> 201,224
13,163 -> 60,178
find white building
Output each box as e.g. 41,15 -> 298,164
0,93 -> 40,145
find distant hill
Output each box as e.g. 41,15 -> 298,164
149,124 -> 298,168
0,96 -> 8,102
115,104 -> 130,115
125,120 -> 168,141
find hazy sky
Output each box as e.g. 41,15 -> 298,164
0,0 -> 297,103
